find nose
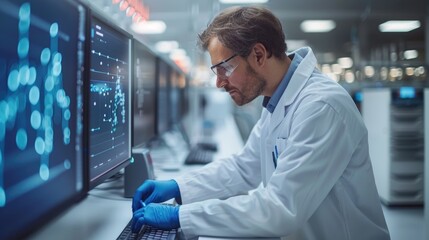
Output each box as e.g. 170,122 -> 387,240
216,76 -> 227,88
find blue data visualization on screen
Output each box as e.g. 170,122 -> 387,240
89,16 -> 131,186
0,0 -> 85,239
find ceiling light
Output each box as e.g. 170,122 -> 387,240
300,20 -> 336,33
379,20 -> 420,32
331,64 -> 342,75
403,50 -> 418,60
345,70 -> 355,83
126,7 -> 135,17
405,67 -> 414,76
338,57 -> 353,69
220,0 -> 269,3
131,21 -> 166,34
364,66 -> 375,78
155,41 -> 179,53
119,0 -> 128,11
321,64 -> 331,74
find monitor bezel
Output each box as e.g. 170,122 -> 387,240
85,9 -> 133,190
132,39 -> 158,148
0,1 -> 88,239
155,57 -> 172,136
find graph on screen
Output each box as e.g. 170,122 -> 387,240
88,16 -> 131,184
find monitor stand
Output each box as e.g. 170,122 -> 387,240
124,148 -> 155,198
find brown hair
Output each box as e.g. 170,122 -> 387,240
198,6 -> 287,59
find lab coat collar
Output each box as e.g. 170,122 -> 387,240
268,47 -> 317,135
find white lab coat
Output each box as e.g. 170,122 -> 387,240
175,47 -> 390,240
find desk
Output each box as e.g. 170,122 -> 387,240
29,116 -> 244,240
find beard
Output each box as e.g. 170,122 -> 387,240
226,64 -> 266,106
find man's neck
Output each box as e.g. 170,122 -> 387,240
263,56 -> 292,97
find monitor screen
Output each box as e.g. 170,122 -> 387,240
178,73 -> 189,120
88,13 -> 132,189
168,69 -> 188,125
133,40 -> 157,148
0,0 -> 85,239
156,59 -> 171,135
354,91 -> 363,103
399,86 -> 416,99
169,69 -> 181,125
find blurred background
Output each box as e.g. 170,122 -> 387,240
85,0 -> 428,89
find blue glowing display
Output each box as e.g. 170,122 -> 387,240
89,15 -> 131,185
0,0 -> 85,239
399,87 -> 416,99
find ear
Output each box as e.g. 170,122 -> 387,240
249,43 -> 267,68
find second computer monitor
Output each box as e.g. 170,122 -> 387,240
132,40 -> 157,148
156,58 -> 171,135
87,12 -> 132,189
169,69 -> 188,125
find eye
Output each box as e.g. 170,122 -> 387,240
215,65 -> 227,75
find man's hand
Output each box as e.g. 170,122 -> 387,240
131,203 -> 180,232
132,180 -> 181,212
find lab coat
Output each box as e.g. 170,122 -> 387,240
175,47 -> 390,240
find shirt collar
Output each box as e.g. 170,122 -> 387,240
262,53 -> 303,113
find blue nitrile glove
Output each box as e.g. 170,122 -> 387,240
131,203 -> 180,233
132,179 -> 181,212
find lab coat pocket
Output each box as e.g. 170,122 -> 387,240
275,137 -> 288,157
273,138 -> 288,168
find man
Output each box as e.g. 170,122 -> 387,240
131,6 -> 390,240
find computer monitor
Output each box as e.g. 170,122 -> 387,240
133,40 -> 157,148
178,72 -> 189,119
87,12 -> 132,189
0,0 -> 86,239
156,58 -> 171,135
168,68 -> 189,125
169,69 -> 181,126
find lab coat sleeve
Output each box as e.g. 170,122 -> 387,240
179,100 -> 364,238
174,118 -> 263,204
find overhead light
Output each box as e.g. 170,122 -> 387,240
300,20 -> 336,33
155,41 -> 179,53
119,0 -> 128,11
220,0 -> 269,3
338,57 -> 353,69
321,64 -> 331,74
403,50 -> 418,60
364,66 -> 375,78
131,21 -> 166,34
379,20 -> 420,32
126,7 -> 135,17
331,64 -> 342,75
405,67 -> 414,76
344,70 -> 355,83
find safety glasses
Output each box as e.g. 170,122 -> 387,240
210,53 -> 239,79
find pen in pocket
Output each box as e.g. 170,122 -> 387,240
272,151 -> 277,168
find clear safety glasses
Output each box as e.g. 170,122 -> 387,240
210,53 -> 239,79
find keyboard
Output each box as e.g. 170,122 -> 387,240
117,219 -> 177,240
184,147 -> 214,165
